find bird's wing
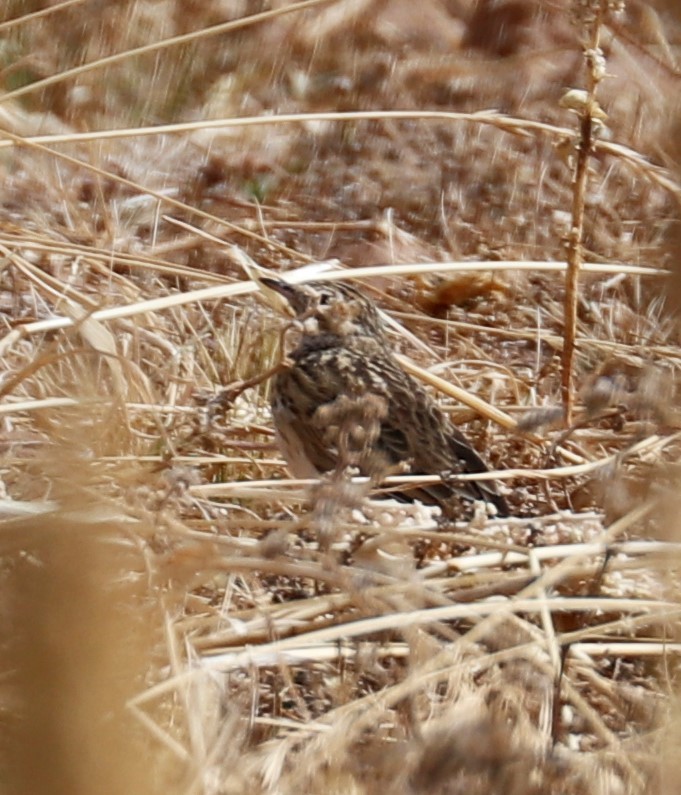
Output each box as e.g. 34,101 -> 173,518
372,360 -> 509,515
279,344 -> 508,515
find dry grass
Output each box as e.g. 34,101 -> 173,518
2,1 -> 681,793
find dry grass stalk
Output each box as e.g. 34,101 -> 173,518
0,463 -> 171,795
561,1 -> 610,423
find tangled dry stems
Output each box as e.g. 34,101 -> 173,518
2,1 -> 681,793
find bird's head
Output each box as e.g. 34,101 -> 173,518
261,278 -> 385,340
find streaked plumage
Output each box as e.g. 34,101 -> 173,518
264,278 -> 508,518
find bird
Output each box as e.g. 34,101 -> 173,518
262,277 -> 509,518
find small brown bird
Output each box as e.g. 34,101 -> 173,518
263,278 -> 508,517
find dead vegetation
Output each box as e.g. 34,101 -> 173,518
1,0 -> 681,793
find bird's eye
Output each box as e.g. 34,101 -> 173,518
319,293 -> 331,305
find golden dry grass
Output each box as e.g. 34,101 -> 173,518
2,1 -> 681,793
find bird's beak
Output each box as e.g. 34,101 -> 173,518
259,277 -> 313,317
258,277 -> 298,316
260,277 -> 294,301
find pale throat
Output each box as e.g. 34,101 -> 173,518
305,303 -> 366,337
